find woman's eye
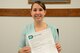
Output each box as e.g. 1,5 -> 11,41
33,8 -> 43,12
33,9 -> 37,12
39,9 -> 43,11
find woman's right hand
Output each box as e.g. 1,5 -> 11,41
18,46 -> 31,53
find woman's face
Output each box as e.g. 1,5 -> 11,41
31,3 -> 46,22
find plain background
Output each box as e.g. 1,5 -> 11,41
0,0 -> 80,53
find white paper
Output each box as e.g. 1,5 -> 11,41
26,28 -> 58,53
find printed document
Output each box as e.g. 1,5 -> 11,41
26,28 -> 58,53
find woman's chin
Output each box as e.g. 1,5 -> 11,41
36,18 -> 41,21
36,19 -> 42,23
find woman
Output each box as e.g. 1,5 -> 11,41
18,1 -> 61,53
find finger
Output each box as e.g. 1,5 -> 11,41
25,50 -> 31,53
56,43 -> 61,48
23,46 -> 31,51
57,46 -> 61,52
58,47 -> 61,52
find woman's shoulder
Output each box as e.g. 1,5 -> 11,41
23,23 -> 34,35
25,23 -> 33,29
47,22 -> 57,29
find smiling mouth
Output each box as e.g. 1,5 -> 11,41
34,14 -> 42,18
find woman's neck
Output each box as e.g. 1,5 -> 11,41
34,21 -> 45,28
34,21 -> 47,32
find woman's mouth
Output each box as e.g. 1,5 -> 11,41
34,14 -> 42,18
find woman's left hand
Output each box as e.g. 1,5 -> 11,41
56,43 -> 61,53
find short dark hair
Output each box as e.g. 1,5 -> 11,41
31,1 -> 46,10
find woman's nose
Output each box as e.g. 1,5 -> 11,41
36,10 -> 40,14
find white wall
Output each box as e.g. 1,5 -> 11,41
0,0 -> 80,53
0,0 -> 80,8
0,17 -> 80,53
